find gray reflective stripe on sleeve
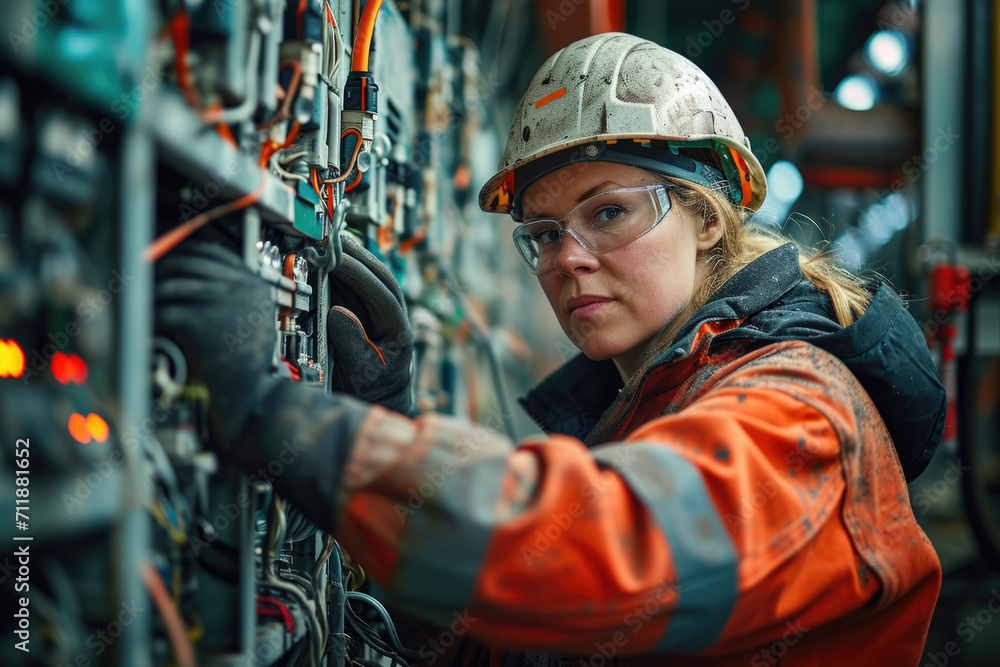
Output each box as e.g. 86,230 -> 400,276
387,454 -> 508,626
592,441 -> 738,653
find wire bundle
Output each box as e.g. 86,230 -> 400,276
344,590 -> 419,667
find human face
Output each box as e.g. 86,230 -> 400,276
520,161 -> 722,379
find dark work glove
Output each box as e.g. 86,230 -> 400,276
154,242 -> 281,454
328,234 -> 415,416
155,242 -> 370,532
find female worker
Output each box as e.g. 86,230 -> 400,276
157,33 -> 945,665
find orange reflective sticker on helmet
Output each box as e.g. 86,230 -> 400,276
534,87 -> 567,109
728,147 -> 752,207
496,171 -> 515,210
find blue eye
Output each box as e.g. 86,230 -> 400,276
530,228 -> 561,245
594,206 -> 624,222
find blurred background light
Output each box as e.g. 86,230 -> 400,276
759,160 -> 804,225
0,339 -> 25,379
834,73 -> 879,111
865,30 -> 909,76
768,161 -> 804,202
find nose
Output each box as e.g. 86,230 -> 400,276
554,229 -> 600,276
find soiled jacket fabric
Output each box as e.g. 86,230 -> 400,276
334,244 -> 945,666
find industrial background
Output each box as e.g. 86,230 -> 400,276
0,0 -> 998,665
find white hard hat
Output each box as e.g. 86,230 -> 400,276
479,32 -> 767,219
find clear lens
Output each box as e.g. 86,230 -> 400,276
512,185 -> 672,274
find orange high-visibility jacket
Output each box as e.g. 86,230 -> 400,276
331,244 -> 946,666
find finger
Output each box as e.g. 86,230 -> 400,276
328,306 -> 386,366
329,259 -> 406,339
335,235 -> 405,305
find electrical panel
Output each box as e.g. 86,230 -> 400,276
0,1 -> 533,664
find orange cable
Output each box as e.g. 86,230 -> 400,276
344,169 -> 363,191
398,225 -> 427,254
144,175 -> 268,263
259,120 -> 301,167
142,563 -> 197,667
351,0 -> 384,72
215,122 -> 237,147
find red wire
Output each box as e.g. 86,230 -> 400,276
257,596 -> 296,632
296,0 -> 309,38
170,11 -> 201,109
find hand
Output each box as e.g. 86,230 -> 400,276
327,234 -> 415,415
154,242 -> 281,454
155,242 -> 371,533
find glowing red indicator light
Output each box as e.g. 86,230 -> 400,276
52,352 -> 88,385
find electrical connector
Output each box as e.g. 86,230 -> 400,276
342,71 -> 378,153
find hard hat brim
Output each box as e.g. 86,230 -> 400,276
479,133 -> 767,218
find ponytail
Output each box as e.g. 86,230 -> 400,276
668,179 -> 871,327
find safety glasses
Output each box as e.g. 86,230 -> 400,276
512,184 -> 675,275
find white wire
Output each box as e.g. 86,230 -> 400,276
330,26 -> 343,79
270,151 -> 308,183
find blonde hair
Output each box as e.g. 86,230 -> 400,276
667,178 -> 871,327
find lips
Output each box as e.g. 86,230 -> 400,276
566,295 -> 613,317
